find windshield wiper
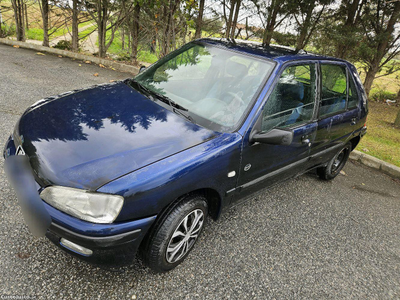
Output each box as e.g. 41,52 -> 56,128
148,91 -> 187,111
128,79 -> 194,123
128,79 -> 154,97
173,107 -> 194,123
153,94 -> 195,123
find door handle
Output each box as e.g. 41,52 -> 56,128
351,118 -> 357,125
301,136 -> 311,146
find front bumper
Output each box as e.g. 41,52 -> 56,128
44,202 -> 156,266
4,134 -> 156,266
45,213 -> 156,266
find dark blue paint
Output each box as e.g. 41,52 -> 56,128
98,132 -> 242,221
17,81 -> 218,190
44,202 -> 156,237
3,39 -> 368,264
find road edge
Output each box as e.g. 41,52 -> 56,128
0,38 -> 140,75
350,150 -> 400,179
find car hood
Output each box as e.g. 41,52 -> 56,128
18,81 -> 218,190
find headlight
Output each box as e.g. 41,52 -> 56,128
40,186 -> 124,224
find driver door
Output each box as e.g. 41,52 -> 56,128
232,62 -> 318,202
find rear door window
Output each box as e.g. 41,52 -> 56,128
319,64 -> 347,117
348,76 -> 359,109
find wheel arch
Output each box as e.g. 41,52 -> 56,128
138,187 -> 222,258
349,135 -> 361,151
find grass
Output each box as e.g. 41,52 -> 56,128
78,25 -> 96,40
357,101 -> 400,167
103,28 -> 159,64
24,27 -> 69,41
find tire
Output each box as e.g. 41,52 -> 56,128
141,195 -> 208,273
317,142 -> 351,181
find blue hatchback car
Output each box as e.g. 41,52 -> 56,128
4,38 -> 368,272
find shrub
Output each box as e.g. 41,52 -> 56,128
370,89 -> 397,102
115,51 -> 131,61
0,23 -> 16,38
53,40 -> 71,50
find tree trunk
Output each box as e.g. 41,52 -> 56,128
24,3 -> 28,30
41,0 -> 49,47
295,6 -> 313,51
130,4 -> 140,61
0,6 -> 2,37
263,21 -> 275,46
161,0 -> 179,57
295,2 -> 325,52
363,64 -> 379,97
194,0 -> 205,39
229,0 -> 240,39
121,27 -> 125,50
12,0 -> 26,41
396,91 -> 400,127
71,0 -> 79,52
395,110 -> 400,128
225,0 -> 235,39
97,0 -> 108,58
262,2 -> 279,46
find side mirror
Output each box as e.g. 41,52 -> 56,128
250,128 -> 293,146
139,65 -> 146,73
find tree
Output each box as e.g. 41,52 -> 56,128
395,110 -> 400,128
223,0 -> 242,39
39,0 -> 50,47
11,0 -> 26,41
334,0 -> 365,59
395,90 -> 400,128
71,0 -> 79,51
83,0 -> 134,58
358,0 -> 400,96
251,0 -> 292,46
0,2 -> 3,37
291,0 -> 331,51
194,0 -> 205,39
129,2 -> 140,61
229,0 -> 241,39
157,0 -> 182,57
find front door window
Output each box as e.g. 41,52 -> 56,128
262,64 -> 317,132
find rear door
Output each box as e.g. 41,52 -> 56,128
232,62 -> 318,202
310,62 -> 360,166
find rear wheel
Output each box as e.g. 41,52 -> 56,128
141,195 -> 208,272
317,143 -> 351,180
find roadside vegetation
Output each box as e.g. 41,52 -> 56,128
358,101 -> 400,167
0,0 -> 399,165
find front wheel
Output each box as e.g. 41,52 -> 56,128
317,143 -> 351,180
141,195 -> 208,273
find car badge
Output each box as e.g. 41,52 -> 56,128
244,164 -> 251,171
16,145 -> 25,156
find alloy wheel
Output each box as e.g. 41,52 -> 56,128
166,209 -> 204,264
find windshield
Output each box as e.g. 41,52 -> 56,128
133,42 -> 275,132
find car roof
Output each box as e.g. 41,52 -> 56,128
197,38 -> 349,64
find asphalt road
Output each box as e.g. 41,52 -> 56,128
1,44 -> 400,299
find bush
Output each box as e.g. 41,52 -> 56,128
0,23 -> 16,38
115,51 -> 131,61
53,40 -> 71,50
370,89 -> 397,102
